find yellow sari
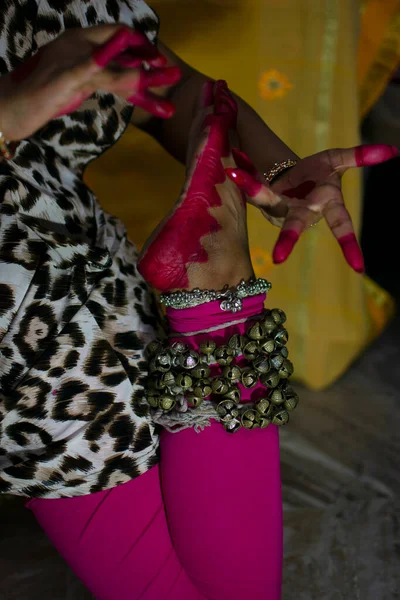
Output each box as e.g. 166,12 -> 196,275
85,0 -> 399,390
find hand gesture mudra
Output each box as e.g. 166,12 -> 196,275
226,144 -> 398,272
0,25 -> 181,142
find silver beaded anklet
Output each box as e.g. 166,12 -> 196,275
159,278 -> 272,313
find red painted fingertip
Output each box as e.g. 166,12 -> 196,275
201,80 -> 215,108
232,148 -> 258,175
92,28 -> 131,67
338,233 -> 365,273
140,66 -> 182,89
354,144 -> 399,167
272,230 -> 299,264
225,168 -> 262,196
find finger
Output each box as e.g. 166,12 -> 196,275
92,27 -> 133,67
328,144 -> 399,173
322,194 -> 364,273
138,65 -> 181,90
225,166 -> 283,211
113,45 -> 167,69
127,90 -> 175,118
232,148 -> 259,176
92,27 -> 160,69
272,206 -> 312,264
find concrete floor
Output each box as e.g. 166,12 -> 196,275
0,314 -> 399,599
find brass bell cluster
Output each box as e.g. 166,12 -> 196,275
145,308 -> 299,433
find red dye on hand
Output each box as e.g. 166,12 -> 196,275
232,148 -> 258,176
272,230 -> 299,264
281,180 -> 316,199
354,144 -> 398,167
138,83 -> 235,291
92,28 -> 133,67
338,233 -> 365,273
225,168 -> 262,197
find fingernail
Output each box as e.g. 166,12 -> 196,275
273,230 -> 299,264
225,168 -> 262,196
92,28 -> 131,67
201,80 -> 215,108
338,233 -> 365,273
141,66 -> 182,88
355,144 -> 399,167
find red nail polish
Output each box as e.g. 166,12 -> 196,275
225,168 -> 262,196
272,230 -> 299,264
338,233 -> 365,273
355,144 -> 399,167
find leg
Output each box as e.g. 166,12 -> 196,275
27,466 -> 205,600
160,410 -> 282,600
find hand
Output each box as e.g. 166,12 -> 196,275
0,24 -> 181,141
225,145 -> 398,272
138,80 -> 253,292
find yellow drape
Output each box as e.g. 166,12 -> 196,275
85,0 -> 396,390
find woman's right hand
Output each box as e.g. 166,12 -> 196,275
0,24 -> 181,142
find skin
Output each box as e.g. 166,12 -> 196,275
137,81 -> 253,293
0,25 -> 181,141
225,144 -> 399,271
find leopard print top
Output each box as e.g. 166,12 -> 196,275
0,0 -> 163,498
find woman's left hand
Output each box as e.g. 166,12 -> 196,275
226,145 -> 398,273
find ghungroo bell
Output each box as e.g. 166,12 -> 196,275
217,399 -> 240,421
159,395 -> 176,412
211,378 -> 230,395
253,356 -> 271,374
223,388 -> 241,403
222,365 -> 241,383
175,373 -> 193,390
228,333 -> 245,354
272,409 -> 289,426
269,388 -> 285,405
186,394 -> 204,408
260,338 -> 275,354
180,350 -> 200,370
192,364 -> 211,379
154,351 -> 172,372
215,346 -> 234,366
241,408 -> 259,429
271,308 -> 286,325
241,368 -> 258,388
263,316 -> 277,334
170,341 -> 188,355
243,340 -> 259,361
193,379 -> 212,398
274,327 -> 288,346
270,353 -> 284,370
199,339 -> 216,356
261,370 -> 280,388
247,322 -> 265,341
278,359 -> 293,378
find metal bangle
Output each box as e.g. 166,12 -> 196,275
159,278 -> 272,313
263,159 -> 297,183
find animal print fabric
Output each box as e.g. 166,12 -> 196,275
0,0 -> 163,498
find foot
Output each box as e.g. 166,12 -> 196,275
137,80 -> 254,293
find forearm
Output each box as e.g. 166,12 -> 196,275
133,44 -> 298,170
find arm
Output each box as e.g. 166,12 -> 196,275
131,42 -> 298,171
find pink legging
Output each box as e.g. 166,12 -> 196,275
27,295 -> 283,599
